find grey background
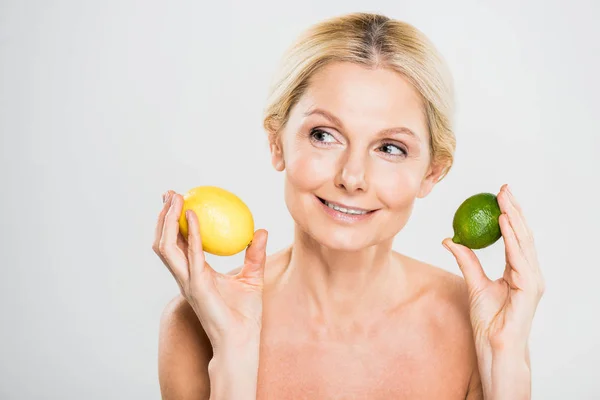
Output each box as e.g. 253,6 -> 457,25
1,0 -> 598,399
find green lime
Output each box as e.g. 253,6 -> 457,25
451,192 -> 502,249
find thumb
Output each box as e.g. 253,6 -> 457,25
442,238 -> 489,291
241,229 -> 269,280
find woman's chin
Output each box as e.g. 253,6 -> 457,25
308,229 -> 374,252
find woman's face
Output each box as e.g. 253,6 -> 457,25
270,61 -> 443,251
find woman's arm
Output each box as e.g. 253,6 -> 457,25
465,362 -> 484,399
154,191 -> 268,400
476,341 -> 531,400
158,296 -> 212,400
207,332 -> 261,400
444,185 -> 544,400
158,295 -> 262,400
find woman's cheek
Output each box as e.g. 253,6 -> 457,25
375,168 -> 421,209
286,150 -> 338,191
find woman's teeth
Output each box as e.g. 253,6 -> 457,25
324,200 -> 369,215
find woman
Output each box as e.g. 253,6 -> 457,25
153,12 -> 544,399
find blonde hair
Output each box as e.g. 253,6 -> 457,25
263,12 -> 456,181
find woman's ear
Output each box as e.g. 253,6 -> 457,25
417,161 -> 448,198
269,135 -> 285,172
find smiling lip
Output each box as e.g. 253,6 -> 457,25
316,197 -> 375,213
315,195 -> 378,222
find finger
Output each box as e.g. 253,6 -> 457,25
506,186 -> 538,257
498,186 -> 533,248
503,264 -> 525,291
153,190 -> 174,254
177,231 -> 189,255
153,191 -> 176,272
442,238 -> 490,291
159,193 -> 190,280
502,184 -> 525,217
506,187 -> 533,235
185,209 -> 206,277
498,212 -> 530,275
240,229 -> 269,280
499,188 -> 539,261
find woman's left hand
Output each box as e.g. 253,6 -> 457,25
442,184 -> 545,352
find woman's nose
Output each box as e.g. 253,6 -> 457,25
334,152 -> 368,193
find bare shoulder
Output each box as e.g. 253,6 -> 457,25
395,251 -> 471,322
158,294 -> 212,400
394,252 -> 481,394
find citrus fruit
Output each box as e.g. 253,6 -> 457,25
451,192 -> 502,249
178,186 -> 254,256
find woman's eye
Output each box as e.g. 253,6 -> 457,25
379,143 -> 407,156
310,129 -> 336,143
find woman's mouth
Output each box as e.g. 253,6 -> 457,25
317,197 -> 372,214
315,196 -> 378,221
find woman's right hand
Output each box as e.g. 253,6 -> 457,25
152,190 -> 268,349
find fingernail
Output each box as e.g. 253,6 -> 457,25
162,192 -> 168,203
442,241 -> 450,251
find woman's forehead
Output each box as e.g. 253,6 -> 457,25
305,62 -> 421,102
289,62 -> 428,140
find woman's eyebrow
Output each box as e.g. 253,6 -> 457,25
377,127 -> 421,142
303,108 -> 344,128
303,108 -> 421,143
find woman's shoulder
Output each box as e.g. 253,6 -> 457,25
393,253 -> 480,392
158,295 -> 212,399
394,251 -> 470,319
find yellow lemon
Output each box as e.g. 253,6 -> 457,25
178,186 -> 254,256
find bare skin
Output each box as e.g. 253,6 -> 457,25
160,247 -> 483,399
157,61 -> 541,399
258,248 -> 483,399
158,62 -> 481,399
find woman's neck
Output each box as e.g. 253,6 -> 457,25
280,225 -> 408,329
